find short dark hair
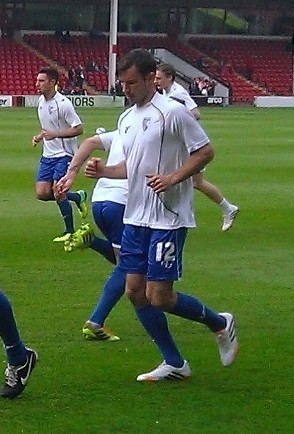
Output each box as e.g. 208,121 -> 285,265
38,67 -> 59,83
117,49 -> 156,78
156,63 -> 176,82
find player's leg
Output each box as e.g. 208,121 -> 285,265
35,157 -> 55,201
0,292 -> 28,366
82,263 -> 124,342
0,291 -> 38,399
82,201 -> 126,341
35,180 -> 55,201
120,225 -> 188,380
56,156 -> 88,220
193,171 -> 224,204
67,190 -> 88,219
127,275 -> 190,381
147,226 -> 227,330
52,156 -> 79,240
35,156 -> 75,240
193,172 -> 239,231
147,228 -> 238,367
169,291 -> 238,366
53,183 -> 75,240
35,157 -> 70,240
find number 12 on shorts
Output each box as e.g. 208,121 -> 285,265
156,242 -> 175,265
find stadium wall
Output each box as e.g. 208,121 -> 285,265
0,96 -> 13,107
254,96 -> 294,107
0,95 -> 125,108
0,94 -> 229,108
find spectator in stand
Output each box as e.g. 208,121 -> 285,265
115,78 -> 123,96
70,85 -> 86,95
75,65 -> 85,89
68,67 -> 76,87
166,10 -> 180,41
62,30 -> 72,44
190,77 -> 217,98
197,77 -> 207,95
155,63 -> 239,232
207,79 -> 217,96
189,77 -> 201,96
200,79 -> 209,96
86,60 -> 98,72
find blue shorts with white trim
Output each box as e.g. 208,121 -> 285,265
36,155 -> 72,182
92,201 -> 125,247
119,224 -> 187,281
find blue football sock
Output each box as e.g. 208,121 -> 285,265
135,305 -> 184,367
67,191 -> 80,205
169,292 -> 226,333
0,291 -> 27,366
89,266 -> 125,325
90,236 -> 116,264
57,198 -> 74,233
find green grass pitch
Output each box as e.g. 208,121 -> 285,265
0,106 -> 293,433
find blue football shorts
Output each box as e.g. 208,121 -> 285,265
119,224 -> 188,281
92,201 -> 125,248
36,156 -> 72,182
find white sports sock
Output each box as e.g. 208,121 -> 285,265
219,198 -> 232,213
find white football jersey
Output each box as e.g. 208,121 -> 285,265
37,92 -> 82,158
92,130 -> 128,205
118,92 -> 210,230
164,81 -> 197,112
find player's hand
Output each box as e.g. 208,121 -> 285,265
85,157 -> 105,179
56,174 -> 75,194
54,190 -> 66,201
146,173 -> 172,193
32,134 -> 43,147
53,183 -> 66,202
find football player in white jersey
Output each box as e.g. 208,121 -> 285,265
32,67 -> 87,242
57,129 -> 127,342
84,49 -> 239,382
0,290 -> 38,399
155,63 -> 239,232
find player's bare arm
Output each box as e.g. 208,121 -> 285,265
56,136 -> 104,194
42,124 -> 83,140
85,158 -> 127,180
146,143 -> 214,193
